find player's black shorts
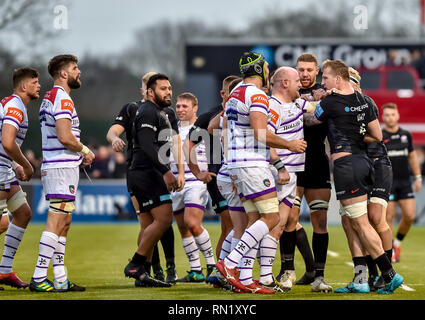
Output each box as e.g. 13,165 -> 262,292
207,176 -> 228,214
127,168 -> 172,212
333,154 -> 374,200
370,156 -> 392,202
126,169 -> 134,196
296,152 -> 331,189
389,179 -> 415,201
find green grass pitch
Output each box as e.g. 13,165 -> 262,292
0,222 -> 424,300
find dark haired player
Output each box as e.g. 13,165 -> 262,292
382,103 -> 422,263
107,72 -> 180,284
0,67 -> 40,290
123,73 -> 179,287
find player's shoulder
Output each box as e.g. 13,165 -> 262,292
1,95 -> 18,108
398,127 -> 412,137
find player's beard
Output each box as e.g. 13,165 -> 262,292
301,77 -> 314,89
68,76 -> 81,89
28,92 -> 39,100
291,90 -> 300,101
154,92 -> 172,109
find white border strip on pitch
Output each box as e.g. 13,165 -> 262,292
400,284 -> 416,291
345,262 -> 354,267
327,250 -> 339,257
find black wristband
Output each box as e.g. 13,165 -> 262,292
272,159 -> 286,171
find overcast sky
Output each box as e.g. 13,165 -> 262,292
7,0 -> 305,61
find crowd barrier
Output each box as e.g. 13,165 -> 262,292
19,179 -> 425,225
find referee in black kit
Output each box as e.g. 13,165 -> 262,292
123,73 -> 181,287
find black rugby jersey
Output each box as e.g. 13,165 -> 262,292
188,105 -> 223,173
382,127 -> 414,180
315,91 -> 376,154
112,101 -> 141,167
364,95 -> 388,159
300,83 -> 328,159
130,101 -> 179,173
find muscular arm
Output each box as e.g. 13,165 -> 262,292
56,118 -> 85,153
207,113 -> 221,135
303,111 -> 323,126
409,149 -> 423,192
106,124 -> 126,152
1,124 -> 32,170
365,119 -> 383,143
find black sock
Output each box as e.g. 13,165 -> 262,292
352,256 -> 367,284
396,232 -> 405,242
131,252 -> 147,273
280,231 -> 296,270
312,232 -> 328,277
296,228 -> 315,273
385,249 -> 393,263
365,255 -> 379,278
144,261 -> 152,275
374,253 -> 395,283
151,245 -> 160,268
161,225 -> 175,264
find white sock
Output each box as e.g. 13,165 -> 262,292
0,223 -> 25,274
33,231 -> 58,282
53,236 -> 67,283
225,220 -> 269,269
182,236 -> 201,271
259,234 -> 279,285
231,237 -> 240,252
194,228 -> 215,266
219,230 -> 234,261
393,238 -> 401,247
239,243 -> 259,285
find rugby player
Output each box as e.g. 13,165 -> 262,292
0,68 -> 40,290
257,66 -> 312,292
123,73 -> 178,287
30,55 -> 95,292
186,76 -> 240,263
304,59 -> 404,294
107,72 -> 180,284
278,53 -> 331,289
335,67 -> 393,292
382,103 -> 422,262
215,52 -> 307,294
171,92 -> 216,283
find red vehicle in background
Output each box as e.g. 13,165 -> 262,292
359,66 -> 425,146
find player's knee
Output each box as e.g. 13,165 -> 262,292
342,201 -> 368,220
308,200 -> 329,213
293,196 -> 302,208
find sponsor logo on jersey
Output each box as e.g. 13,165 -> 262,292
6,107 -> 24,123
401,135 -> 408,143
61,99 -> 74,113
270,109 -> 279,125
315,104 -> 324,118
251,94 -> 269,107
345,104 -> 368,113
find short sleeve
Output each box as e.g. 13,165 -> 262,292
267,105 -> 279,133
3,105 -> 25,129
407,131 -> 414,153
249,93 -> 269,116
314,102 -> 327,121
54,98 -> 74,121
113,103 -> 135,128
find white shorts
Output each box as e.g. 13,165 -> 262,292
0,169 -> 18,192
41,167 -> 80,201
229,166 -> 276,200
171,182 -> 209,214
270,167 -> 297,207
217,178 -> 245,212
